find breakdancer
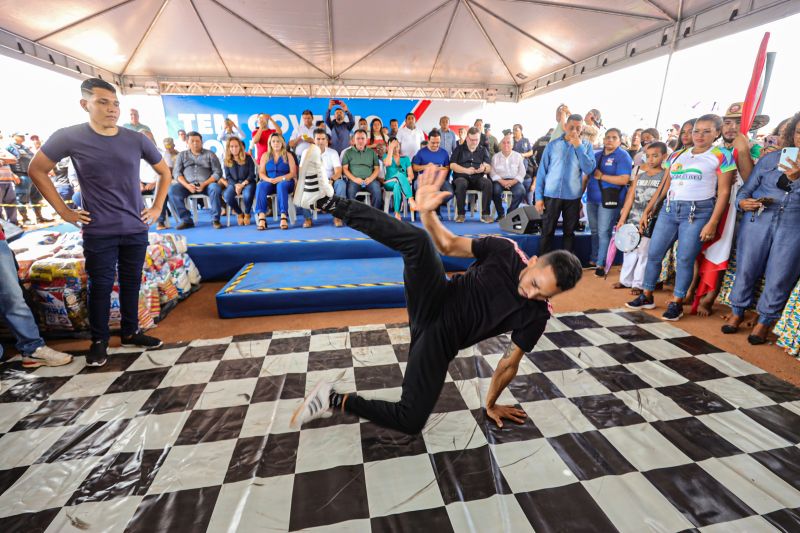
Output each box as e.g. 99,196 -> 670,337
292,159 -> 582,433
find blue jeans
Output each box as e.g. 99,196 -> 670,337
523,177 -> 533,204
15,174 -> 43,217
222,181 -> 256,215
255,179 -> 295,216
643,198 -> 715,298
346,179 -> 383,209
492,182 -> 525,217
729,205 -> 800,323
56,184 -> 74,203
169,182 -> 223,223
73,190 -> 83,209
586,202 -> 620,266
0,182 -> 17,223
0,240 -> 44,356
83,232 -> 148,342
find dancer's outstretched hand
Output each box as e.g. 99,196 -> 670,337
414,164 -> 452,213
486,404 -> 527,428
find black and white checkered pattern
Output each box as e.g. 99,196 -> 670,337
1,309 -> 799,532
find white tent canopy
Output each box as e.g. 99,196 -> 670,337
1,0 -> 798,101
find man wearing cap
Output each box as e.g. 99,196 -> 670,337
325,100 -> 355,156
7,133 -> 51,224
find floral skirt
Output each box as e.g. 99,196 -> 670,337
716,249 -> 765,308
775,278 -> 800,356
658,242 -> 678,285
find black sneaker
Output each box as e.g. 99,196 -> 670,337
87,340 -> 108,367
626,294 -> 655,309
594,267 -> 605,277
661,302 -> 684,321
176,221 -> 194,230
121,333 -> 163,349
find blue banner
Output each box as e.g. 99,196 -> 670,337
161,95 -> 421,156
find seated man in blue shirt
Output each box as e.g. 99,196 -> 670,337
169,132 -> 224,229
535,114 -> 596,255
412,129 -> 452,215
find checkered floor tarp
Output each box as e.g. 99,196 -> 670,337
1,309 -> 799,532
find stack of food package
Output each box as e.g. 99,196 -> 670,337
6,231 -> 201,334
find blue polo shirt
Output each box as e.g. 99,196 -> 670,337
412,147 -> 450,168
586,146 -> 632,204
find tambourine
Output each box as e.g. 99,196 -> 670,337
615,223 -> 642,253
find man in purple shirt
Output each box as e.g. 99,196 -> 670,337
29,78 -> 172,367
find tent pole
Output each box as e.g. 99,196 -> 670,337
654,0 -> 684,129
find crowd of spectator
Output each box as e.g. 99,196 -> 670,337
2,97 -> 799,348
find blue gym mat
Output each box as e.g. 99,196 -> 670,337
216,258 -> 408,317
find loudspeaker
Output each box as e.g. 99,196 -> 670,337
499,205 -> 542,234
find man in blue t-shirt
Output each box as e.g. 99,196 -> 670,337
29,78 -> 173,368
412,129 -> 452,215
584,128 -> 632,276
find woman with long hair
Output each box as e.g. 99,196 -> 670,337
368,118 -> 388,150
222,137 -> 257,225
722,112 -> 800,344
628,114 -> 736,321
627,128 -> 643,158
255,133 -> 297,230
382,137 -> 416,220
674,119 -> 696,152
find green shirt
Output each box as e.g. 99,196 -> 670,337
342,147 -> 379,179
385,156 -> 411,181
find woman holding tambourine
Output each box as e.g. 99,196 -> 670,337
626,114 -> 737,322
722,112 -> 800,344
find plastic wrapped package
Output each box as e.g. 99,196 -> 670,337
15,245 -> 59,280
31,280 -> 88,331
8,231 -> 61,253
138,288 -> 156,330
29,257 -> 86,285
171,269 -> 192,299
108,284 -> 121,329
182,254 -> 202,285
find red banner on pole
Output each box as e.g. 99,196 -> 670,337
740,32 -> 770,133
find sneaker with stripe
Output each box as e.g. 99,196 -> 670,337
291,379 -> 334,428
295,145 -> 333,210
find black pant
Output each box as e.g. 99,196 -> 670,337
330,198 -> 459,434
83,232 -> 148,342
539,196 -> 581,255
453,175 -> 492,216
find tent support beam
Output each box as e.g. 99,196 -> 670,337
654,0 -> 683,128
121,0 -> 171,76
502,0 -> 670,21
34,0 -> 136,42
428,1 -> 460,83
209,0 -> 331,78
337,0 -> 453,78
326,0 -> 335,77
461,0 -> 517,85
470,1 -> 573,63
189,0 -> 231,77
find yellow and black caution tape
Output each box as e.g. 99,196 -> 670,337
233,281 -> 405,294
224,262 -> 254,293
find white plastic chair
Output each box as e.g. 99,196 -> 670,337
267,194 -> 297,225
142,194 -> 171,228
491,190 -> 514,218
464,190 -> 482,218
355,191 -> 371,205
186,194 -> 210,222
383,190 -> 415,221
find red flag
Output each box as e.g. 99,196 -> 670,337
740,33 -> 770,133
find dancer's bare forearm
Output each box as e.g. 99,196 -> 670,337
420,211 -> 472,257
485,344 -> 524,408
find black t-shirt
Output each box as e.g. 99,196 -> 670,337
445,236 -> 550,352
451,143 -> 491,180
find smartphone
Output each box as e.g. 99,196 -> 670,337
757,197 -> 774,205
779,147 -> 799,169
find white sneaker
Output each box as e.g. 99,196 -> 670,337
22,345 -> 73,368
291,379 -> 335,428
294,145 -> 333,210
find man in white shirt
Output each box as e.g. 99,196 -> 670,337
396,113 -> 425,160
490,135 -> 527,220
290,110 -> 317,158
311,128 -> 345,226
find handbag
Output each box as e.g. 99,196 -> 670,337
599,179 -> 619,209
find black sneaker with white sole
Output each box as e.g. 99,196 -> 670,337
87,340 -> 108,367
121,333 -> 163,349
626,293 -> 655,310
661,301 -> 684,321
